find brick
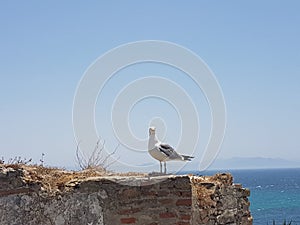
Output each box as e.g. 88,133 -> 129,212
0,188 -> 34,197
158,198 -> 173,205
118,208 -> 141,215
159,212 -> 176,218
120,217 -> 136,224
122,189 -> 139,198
142,191 -> 156,196
176,191 -> 192,197
157,190 -> 169,197
176,198 -> 192,206
180,214 -> 191,220
176,222 -> 190,225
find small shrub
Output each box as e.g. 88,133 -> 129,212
75,139 -> 119,171
1,153 -> 45,167
5,156 -> 32,165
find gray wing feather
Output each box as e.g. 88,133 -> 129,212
159,143 -> 182,159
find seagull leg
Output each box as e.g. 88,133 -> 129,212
164,162 -> 167,174
160,161 -> 162,174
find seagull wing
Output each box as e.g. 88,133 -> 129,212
157,143 -> 182,160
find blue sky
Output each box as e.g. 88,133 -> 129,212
0,1 -> 299,170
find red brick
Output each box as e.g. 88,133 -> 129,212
118,208 -> 141,215
159,212 -> 176,218
176,198 -> 192,206
158,198 -> 174,205
143,191 -> 156,196
120,217 -> 136,224
180,214 -> 191,221
176,222 -> 190,225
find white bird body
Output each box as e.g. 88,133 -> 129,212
148,127 -> 194,173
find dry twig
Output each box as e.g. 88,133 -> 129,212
76,139 -> 119,171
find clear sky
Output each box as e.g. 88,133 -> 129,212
1,1 -> 299,171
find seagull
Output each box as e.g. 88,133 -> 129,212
148,127 -> 194,174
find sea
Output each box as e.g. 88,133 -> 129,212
187,168 -> 300,225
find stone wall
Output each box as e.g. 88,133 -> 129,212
0,165 -> 252,225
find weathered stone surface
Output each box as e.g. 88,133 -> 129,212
191,173 -> 252,225
0,165 -> 252,225
0,191 -> 104,225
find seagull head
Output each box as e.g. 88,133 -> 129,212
149,127 -> 156,136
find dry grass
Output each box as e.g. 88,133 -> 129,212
3,164 -> 106,193
2,163 -> 147,194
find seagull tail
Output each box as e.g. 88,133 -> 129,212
181,155 -> 194,161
